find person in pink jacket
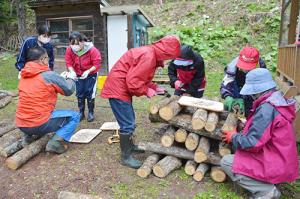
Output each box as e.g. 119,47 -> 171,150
221,68 -> 299,199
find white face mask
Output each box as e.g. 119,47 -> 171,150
71,45 -> 81,52
38,35 -> 50,44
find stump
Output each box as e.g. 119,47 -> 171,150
161,126 -> 176,147
184,160 -> 197,175
153,156 -> 182,178
221,113 -> 238,132
137,154 -> 160,178
159,101 -> 182,121
205,111 -> 219,132
192,109 -> 208,130
210,166 -> 226,182
218,142 -> 231,157
149,96 -> 179,114
174,128 -> 188,143
193,163 -> 209,182
185,133 -> 199,151
194,137 -> 210,163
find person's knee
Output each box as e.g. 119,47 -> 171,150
220,154 -> 234,169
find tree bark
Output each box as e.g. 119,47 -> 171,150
149,95 -> 179,114
185,133 -> 199,151
221,113 -> 238,132
193,163 -> 209,182
5,135 -> 50,170
16,0 -> 26,40
0,122 -> 16,137
218,142 -> 231,157
137,154 -> 160,178
0,96 -> 12,108
210,166 -> 226,182
0,129 -> 23,151
184,160 -> 197,175
205,112 -> 219,132
194,137 -> 210,163
159,101 -> 182,121
153,156 -> 182,178
174,128 -> 188,143
0,139 -> 23,157
192,109 -> 208,130
161,126 -> 176,147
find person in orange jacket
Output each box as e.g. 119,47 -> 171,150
101,35 -> 181,168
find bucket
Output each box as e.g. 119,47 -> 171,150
97,76 -> 107,90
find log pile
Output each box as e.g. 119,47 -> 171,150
137,96 -> 239,182
0,90 -> 18,109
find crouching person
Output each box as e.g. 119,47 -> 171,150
220,68 -> 299,199
15,46 -> 80,154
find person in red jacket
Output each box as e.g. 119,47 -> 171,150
65,32 -> 101,122
101,35 -> 181,168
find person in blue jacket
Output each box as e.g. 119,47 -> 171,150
15,24 -> 54,78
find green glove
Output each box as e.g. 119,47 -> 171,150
232,98 -> 245,114
224,96 -> 234,111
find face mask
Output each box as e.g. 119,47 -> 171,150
71,45 -> 81,52
38,36 -> 50,44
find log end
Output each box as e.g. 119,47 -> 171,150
161,136 -> 173,147
5,158 -> 18,170
159,107 -> 173,121
153,165 -> 165,178
185,166 -> 196,176
149,106 -> 159,115
210,169 -> 226,183
137,168 -> 151,178
219,148 -> 231,157
193,172 -> 204,182
204,124 -> 215,132
192,120 -> 205,130
194,151 -> 208,163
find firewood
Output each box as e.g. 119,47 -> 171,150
0,122 -> 16,137
0,90 -> 18,97
149,96 -> 179,114
221,112 -> 238,132
0,92 -> 8,100
210,166 -> 226,182
154,124 -> 170,135
185,133 -> 199,151
137,154 -> 160,178
5,135 -> 50,170
161,126 -> 176,147
192,109 -> 208,130
0,129 -> 23,151
184,160 -> 197,175
218,142 -> 231,157
194,137 -> 210,163
58,191 -> 102,199
149,112 -> 166,123
0,139 -> 23,157
174,128 -> 188,143
193,163 -> 209,182
159,101 -> 182,121
153,156 -> 182,178
0,95 -> 12,108
205,111 -> 219,132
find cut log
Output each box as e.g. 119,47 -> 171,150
0,139 -> 23,157
0,129 -> 23,151
192,109 -> 208,130
0,95 -> 12,108
218,142 -> 231,157
221,112 -> 238,132
5,135 -> 50,170
159,101 -> 182,121
161,126 -> 176,147
174,128 -> 188,143
0,90 -> 18,97
149,95 -> 179,114
58,191 -> 102,199
0,92 -> 8,100
149,112 -> 167,123
184,160 -> 197,175
210,166 -> 226,182
153,156 -> 182,178
137,154 -> 160,178
178,96 -> 224,112
154,124 -> 170,136
194,137 -> 210,163
193,163 -> 209,182
185,133 -> 199,151
205,111 -> 219,132
0,122 -> 16,137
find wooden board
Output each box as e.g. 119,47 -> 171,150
178,96 -> 224,112
69,129 -> 102,143
100,122 -> 120,130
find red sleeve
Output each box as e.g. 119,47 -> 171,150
90,47 -> 101,71
65,47 -> 74,68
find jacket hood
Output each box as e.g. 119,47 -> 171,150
72,42 -> 94,56
151,35 -> 180,61
21,61 -> 50,78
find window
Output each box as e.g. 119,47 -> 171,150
47,16 -> 94,57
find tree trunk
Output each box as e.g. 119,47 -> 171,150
58,191 -> 102,199
153,156 -> 182,178
0,96 -> 12,108
205,112 -> 219,132
185,133 -> 199,151
0,122 -> 16,137
184,160 -> 197,175
0,129 -> 23,151
193,163 -> 209,182
221,113 -> 238,132
149,96 -> 179,114
210,166 -> 226,182
174,128 -> 188,143
159,101 -> 182,121
194,137 -> 210,163
16,0 -> 26,40
218,142 -> 231,157
192,109 -> 208,130
5,135 -> 50,170
137,154 -> 160,178
161,126 -> 176,147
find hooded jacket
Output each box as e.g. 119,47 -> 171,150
16,61 -> 75,127
101,35 -> 180,102
231,91 -> 299,184
65,42 -> 101,76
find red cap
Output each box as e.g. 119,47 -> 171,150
237,47 -> 259,70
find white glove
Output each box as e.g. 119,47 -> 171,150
60,71 -> 68,79
80,69 -> 90,79
60,71 -> 77,80
18,71 -> 21,80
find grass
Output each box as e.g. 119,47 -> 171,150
0,53 -> 18,90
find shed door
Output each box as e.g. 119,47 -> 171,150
107,15 -> 128,71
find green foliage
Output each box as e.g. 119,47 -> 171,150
194,183 -> 243,199
0,53 -> 18,90
0,0 -> 17,23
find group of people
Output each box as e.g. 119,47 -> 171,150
14,25 -> 298,199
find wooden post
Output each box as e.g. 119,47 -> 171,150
153,156 -> 182,178
193,163 -> 209,182
161,126 -> 176,147
210,166 -> 226,182
184,160 -> 197,175
218,142 -> 231,157
159,101 -> 182,121
137,154 -> 160,178
221,113 -> 238,132
192,109 -> 208,130
174,128 -> 188,143
185,133 -> 199,151
149,96 -> 179,114
194,137 -> 210,163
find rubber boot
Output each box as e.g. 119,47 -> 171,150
119,133 -> 142,169
131,134 -> 145,153
45,134 -> 67,154
87,99 -> 95,122
78,98 -> 85,121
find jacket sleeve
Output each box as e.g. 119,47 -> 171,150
65,47 -> 74,68
168,61 -> 178,88
15,39 -> 30,71
220,57 -> 238,99
188,53 -> 205,93
42,71 -> 75,96
259,58 -> 267,68
90,47 -> 101,71
231,103 -> 276,152
47,44 -> 54,70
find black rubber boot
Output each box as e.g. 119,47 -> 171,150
87,99 -> 95,122
131,134 -> 145,153
78,98 -> 85,121
45,134 -> 67,154
119,133 -> 142,169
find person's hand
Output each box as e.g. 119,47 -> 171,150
80,69 -> 91,79
60,71 -> 68,79
156,86 -> 166,95
147,88 -> 156,98
174,80 -> 184,90
60,71 -> 77,80
232,98 -> 245,114
222,129 -> 237,143
224,96 -> 234,112
18,71 -> 21,80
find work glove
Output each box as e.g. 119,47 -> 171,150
60,71 -> 77,80
232,98 -> 245,114
18,71 -> 21,80
156,87 -> 166,95
222,128 -> 237,143
174,80 -> 184,90
147,88 -> 156,98
80,69 -> 91,79
224,96 -> 234,112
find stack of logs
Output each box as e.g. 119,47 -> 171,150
0,120 -> 51,170
0,90 -> 18,109
136,96 -> 239,183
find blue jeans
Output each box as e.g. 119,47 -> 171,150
75,73 -> 97,101
109,98 -> 135,134
19,110 -> 80,141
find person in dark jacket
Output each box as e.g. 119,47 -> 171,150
15,24 -> 54,77
221,68 -> 298,199
168,45 -> 205,98
220,46 -> 266,116
65,32 -> 101,122
101,35 -> 180,169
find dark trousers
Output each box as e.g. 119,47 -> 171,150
109,98 -> 135,134
174,89 -> 204,98
75,73 -> 97,100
